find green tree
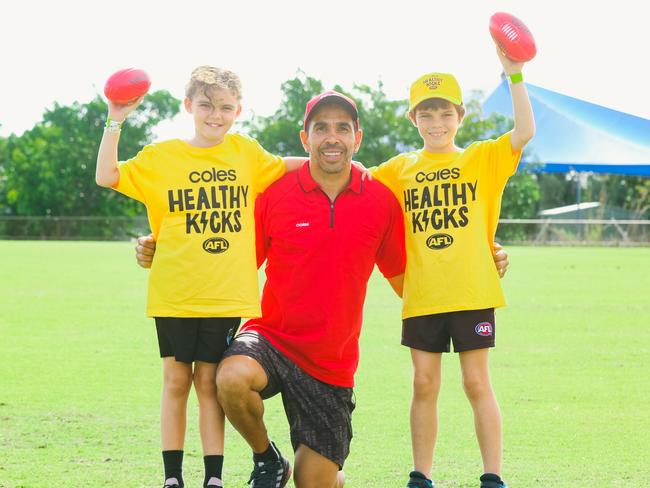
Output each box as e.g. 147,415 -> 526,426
586,174 -> 650,219
246,74 -> 518,161
534,172 -> 650,220
0,134 -> 6,211
246,72 -> 542,226
537,173 -> 575,210
2,91 -> 179,218
244,73 -> 325,156
348,82 -> 418,165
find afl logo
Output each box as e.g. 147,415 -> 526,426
426,233 -> 453,250
203,237 -> 229,254
475,322 -> 493,337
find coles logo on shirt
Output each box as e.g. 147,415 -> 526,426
475,322 -> 493,336
167,169 -> 249,236
403,166 -> 477,237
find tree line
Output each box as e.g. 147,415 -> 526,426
0,72 -> 647,236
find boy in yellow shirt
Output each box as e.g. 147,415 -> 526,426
95,66 -> 305,488
372,49 -> 535,488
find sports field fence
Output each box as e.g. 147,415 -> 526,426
0,216 -> 649,245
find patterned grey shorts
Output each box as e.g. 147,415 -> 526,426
224,331 -> 356,468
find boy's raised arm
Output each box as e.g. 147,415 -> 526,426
95,97 -> 143,187
496,48 -> 536,152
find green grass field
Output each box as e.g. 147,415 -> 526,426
1,242 -> 649,487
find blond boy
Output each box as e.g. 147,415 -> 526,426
95,66 -> 305,488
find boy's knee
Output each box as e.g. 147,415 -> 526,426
164,370 -> 192,396
462,375 -> 491,400
412,372 -> 441,398
193,368 -> 217,394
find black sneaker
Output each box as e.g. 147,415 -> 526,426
407,470 -> 434,488
248,445 -> 291,488
480,473 -> 507,488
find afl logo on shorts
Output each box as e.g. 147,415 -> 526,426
475,322 -> 493,337
203,237 -> 229,254
426,233 -> 453,250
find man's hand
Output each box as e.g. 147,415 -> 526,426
493,242 -> 509,278
136,234 -> 156,269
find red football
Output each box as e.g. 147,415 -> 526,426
489,12 -> 537,62
104,68 -> 151,104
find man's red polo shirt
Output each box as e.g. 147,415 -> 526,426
240,162 -> 406,387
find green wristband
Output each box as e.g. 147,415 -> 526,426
105,115 -> 123,133
508,72 -> 524,84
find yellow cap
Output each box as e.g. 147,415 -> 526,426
409,72 -> 463,112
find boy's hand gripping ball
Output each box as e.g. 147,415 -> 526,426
104,68 -> 151,105
489,12 -> 537,62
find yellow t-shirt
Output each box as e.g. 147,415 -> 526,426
115,134 -> 285,318
372,132 -> 521,319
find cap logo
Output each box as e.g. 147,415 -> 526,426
423,76 -> 443,91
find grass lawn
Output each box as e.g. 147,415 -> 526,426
1,242 -> 649,487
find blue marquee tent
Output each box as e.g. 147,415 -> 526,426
482,79 -> 650,176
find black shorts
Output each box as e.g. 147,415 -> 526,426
402,308 -> 496,353
224,331 -> 355,468
155,317 -> 240,364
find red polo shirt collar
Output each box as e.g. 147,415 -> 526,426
297,160 -> 363,194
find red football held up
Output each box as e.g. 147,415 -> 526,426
489,12 -> 537,62
104,68 -> 151,104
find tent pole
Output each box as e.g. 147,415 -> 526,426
576,172 -> 583,240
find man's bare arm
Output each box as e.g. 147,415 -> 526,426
387,274 -> 404,297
